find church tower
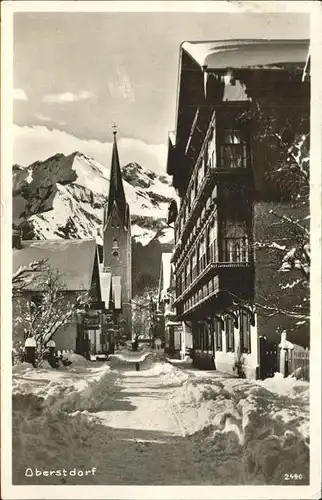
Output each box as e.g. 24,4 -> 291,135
103,127 -> 132,339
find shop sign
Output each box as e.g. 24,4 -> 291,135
85,315 -> 100,329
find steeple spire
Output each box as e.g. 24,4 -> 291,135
106,124 -> 127,225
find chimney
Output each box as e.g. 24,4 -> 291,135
12,228 -> 22,249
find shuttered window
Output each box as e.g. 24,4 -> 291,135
240,311 -> 251,353
225,317 -> 235,352
214,318 -> 222,351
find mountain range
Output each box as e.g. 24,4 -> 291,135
12,152 -> 176,294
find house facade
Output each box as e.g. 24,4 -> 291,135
12,236 -> 104,355
166,40 -> 310,378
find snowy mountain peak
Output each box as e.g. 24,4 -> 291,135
13,152 -> 175,246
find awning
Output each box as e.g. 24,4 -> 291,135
166,320 -> 182,327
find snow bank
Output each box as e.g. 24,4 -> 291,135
108,351 -> 157,370
258,372 -> 309,399
148,361 -> 191,386
65,352 -> 92,367
12,364 -> 122,484
12,362 -> 34,374
167,365 -> 309,485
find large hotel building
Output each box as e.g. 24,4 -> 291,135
166,40 -> 310,378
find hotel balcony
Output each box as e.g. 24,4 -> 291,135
173,237 -> 254,319
172,165 -> 252,265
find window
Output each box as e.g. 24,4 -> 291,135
177,275 -> 182,296
112,250 -> 119,259
225,317 -> 235,352
181,271 -> 185,293
194,324 -> 201,350
193,173 -> 197,198
198,237 -> 206,272
191,250 -> 197,281
240,310 -> 251,353
197,164 -> 203,189
203,324 -> 209,351
222,219 -> 249,263
207,126 -> 216,170
208,222 -> 217,262
220,128 -> 247,169
214,318 -> 222,351
208,325 -> 213,352
200,324 -> 204,351
112,238 -> 119,250
186,260 -> 191,287
190,183 -> 195,207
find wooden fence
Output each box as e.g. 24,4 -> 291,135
286,349 -> 310,381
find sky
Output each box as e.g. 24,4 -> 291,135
13,9 -> 310,173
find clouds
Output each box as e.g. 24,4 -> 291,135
13,124 -> 167,175
14,88 -> 28,101
34,113 -> 66,126
42,90 -> 95,103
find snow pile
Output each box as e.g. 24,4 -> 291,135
12,362 -> 34,374
148,361 -> 191,386
108,351 -> 157,370
258,372 -> 309,398
12,364 -> 122,484
49,367 -> 121,414
65,352 -> 92,367
169,368 -> 309,485
12,362 -> 116,411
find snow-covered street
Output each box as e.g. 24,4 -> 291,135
12,354 -> 310,486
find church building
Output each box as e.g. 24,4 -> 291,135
99,128 -> 132,341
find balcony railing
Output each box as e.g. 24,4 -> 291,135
173,237 -> 252,306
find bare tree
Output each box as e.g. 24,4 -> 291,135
13,267 -> 91,349
132,287 -> 158,340
247,102 -> 310,328
12,259 -> 49,294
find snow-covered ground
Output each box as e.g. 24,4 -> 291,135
12,358 -> 309,486
166,365 -> 309,485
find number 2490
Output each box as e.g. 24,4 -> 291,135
284,473 -> 304,481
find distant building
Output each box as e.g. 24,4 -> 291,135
99,128 -> 132,341
157,252 -> 192,357
12,236 -> 103,355
166,39 -> 310,378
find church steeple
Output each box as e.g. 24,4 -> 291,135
106,125 -> 127,227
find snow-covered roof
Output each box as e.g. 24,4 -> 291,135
99,268 -> 122,311
13,239 -> 97,291
182,39 -> 309,70
99,266 -> 112,309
